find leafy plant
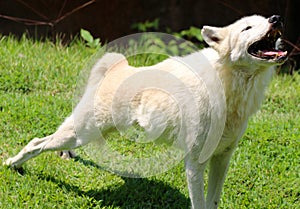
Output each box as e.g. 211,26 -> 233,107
175,26 -> 203,42
80,29 -> 100,49
173,26 -> 205,48
131,18 -> 160,32
132,19 -> 205,49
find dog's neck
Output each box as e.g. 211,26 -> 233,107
217,61 -> 274,121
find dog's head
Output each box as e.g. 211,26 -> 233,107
202,15 -> 287,66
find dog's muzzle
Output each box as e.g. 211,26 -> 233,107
247,15 -> 287,63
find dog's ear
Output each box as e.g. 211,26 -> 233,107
201,26 -> 226,50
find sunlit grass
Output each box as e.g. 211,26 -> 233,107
0,36 -> 299,208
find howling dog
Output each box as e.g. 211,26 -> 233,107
4,15 -> 287,208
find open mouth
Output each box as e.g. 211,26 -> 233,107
247,29 -> 287,62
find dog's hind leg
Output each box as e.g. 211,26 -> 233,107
4,115 -> 87,168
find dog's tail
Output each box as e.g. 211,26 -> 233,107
73,52 -> 127,121
86,52 -> 127,90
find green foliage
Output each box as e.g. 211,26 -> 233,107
173,26 -> 205,48
0,36 -> 299,208
131,18 -> 160,32
175,26 -> 203,41
132,19 -> 205,49
80,29 -> 101,49
123,33 -> 199,67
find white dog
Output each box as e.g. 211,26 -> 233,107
4,15 -> 287,209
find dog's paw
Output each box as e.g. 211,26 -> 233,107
3,158 -> 14,167
3,158 -> 20,169
3,159 -> 25,175
57,150 -> 77,159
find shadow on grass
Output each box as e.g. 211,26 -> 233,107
39,156 -> 190,209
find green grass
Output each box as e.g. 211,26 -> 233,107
0,36 -> 299,208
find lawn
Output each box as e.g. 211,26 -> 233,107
0,36 -> 299,208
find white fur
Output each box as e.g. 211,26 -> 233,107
4,15 -> 284,209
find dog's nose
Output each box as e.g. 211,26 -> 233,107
268,15 -> 283,29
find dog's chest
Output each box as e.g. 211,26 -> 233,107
214,69 -> 273,154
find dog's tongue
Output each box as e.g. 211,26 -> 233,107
263,50 -> 287,57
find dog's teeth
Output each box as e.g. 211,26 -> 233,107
275,38 -> 282,50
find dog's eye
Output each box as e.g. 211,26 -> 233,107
241,26 -> 252,32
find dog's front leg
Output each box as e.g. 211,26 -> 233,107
206,147 -> 235,209
185,154 -> 207,209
